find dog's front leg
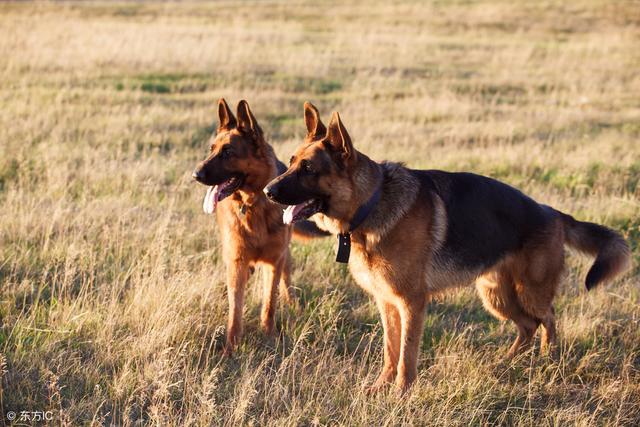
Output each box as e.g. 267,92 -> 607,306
278,251 -> 296,307
366,298 -> 402,394
396,298 -> 426,393
224,260 -> 249,355
261,261 -> 283,335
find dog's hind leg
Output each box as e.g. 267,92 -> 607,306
539,307 -> 556,354
476,269 -> 539,358
261,261 -> 283,336
513,224 -> 564,355
366,298 -> 401,394
508,316 -> 539,357
514,269 -> 562,356
225,261 -> 250,354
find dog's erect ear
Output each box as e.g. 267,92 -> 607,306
304,101 -> 326,141
217,98 -> 237,131
326,112 -> 354,162
236,100 -> 263,136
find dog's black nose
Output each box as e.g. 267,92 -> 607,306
192,169 -> 205,182
263,185 -> 277,201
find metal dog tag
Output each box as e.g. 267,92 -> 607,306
336,233 -> 351,263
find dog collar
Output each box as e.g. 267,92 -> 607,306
336,186 -> 382,263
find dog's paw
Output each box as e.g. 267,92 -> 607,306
363,379 -> 393,396
363,384 -> 386,396
394,382 -> 413,397
394,374 -> 416,396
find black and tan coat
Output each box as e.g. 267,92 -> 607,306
265,102 -> 631,393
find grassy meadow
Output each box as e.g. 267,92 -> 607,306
1,1 -> 639,425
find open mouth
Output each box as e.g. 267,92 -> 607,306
282,199 -> 323,224
202,176 -> 244,214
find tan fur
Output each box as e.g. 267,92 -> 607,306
268,105 -> 630,394
194,99 -> 296,354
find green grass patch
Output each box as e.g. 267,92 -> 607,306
108,72 -> 221,94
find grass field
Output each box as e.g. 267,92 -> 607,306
1,1 -> 639,425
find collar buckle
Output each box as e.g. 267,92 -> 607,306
334,186 -> 381,263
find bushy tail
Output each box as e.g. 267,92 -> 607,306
292,220 -> 330,241
561,213 -> 631,290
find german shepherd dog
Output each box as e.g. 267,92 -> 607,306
193,99 -> 325,354
264,102 -> 631,392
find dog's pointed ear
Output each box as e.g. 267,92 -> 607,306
236,100 -> 263,136
326,112 -> 354,161
217,98 -> 236,131
304,101 -> 326,140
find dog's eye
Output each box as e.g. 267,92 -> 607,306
301,160 -> 315,174
220,147 -> 233,159
289,156 -> 295,165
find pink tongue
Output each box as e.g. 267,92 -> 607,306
202,186 -> 217,214
211,185 -> 222,210
202,182 -> 229,214
283,203 -> 307,225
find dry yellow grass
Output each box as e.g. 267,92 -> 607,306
1,1 -> 639,425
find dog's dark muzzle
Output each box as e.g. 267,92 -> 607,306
192,159 -> 213,185
264,173 -> 310,205
263,177 -> 284,203
192,159 -> 231,186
